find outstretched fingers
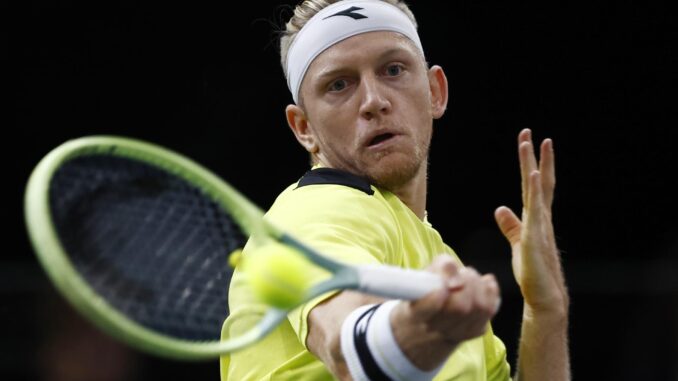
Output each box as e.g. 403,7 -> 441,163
539,139 -> 556,210
518,129 -> 538,206
494,206 -> 522,248
527,170 -> 546,229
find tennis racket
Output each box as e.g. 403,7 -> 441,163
24,136 -> 444,360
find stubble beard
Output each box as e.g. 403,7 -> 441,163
362,140 -> 430,192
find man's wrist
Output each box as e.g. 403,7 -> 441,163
523,297 -> 569,323
521,303 -> 569,342
341,301 -> 446,381
390,301 -> 458,371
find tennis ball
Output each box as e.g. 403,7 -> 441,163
228,249 -> 243,268
244,242 -> 313,309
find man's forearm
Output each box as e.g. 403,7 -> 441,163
515,304 -> 570,381
307,260 -> 500,380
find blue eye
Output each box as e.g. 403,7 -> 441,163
329,79 -> 348,92
386,64 -> 403,76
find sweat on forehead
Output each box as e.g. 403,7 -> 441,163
285,0 -> 425,104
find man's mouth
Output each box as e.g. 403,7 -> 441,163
368,133 -> 396,147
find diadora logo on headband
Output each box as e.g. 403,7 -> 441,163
323,6 -> 368,20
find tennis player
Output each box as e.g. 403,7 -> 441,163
222,0 -> 570,380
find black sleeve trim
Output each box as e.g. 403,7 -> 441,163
296,168 -> 374,195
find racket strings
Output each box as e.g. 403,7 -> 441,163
49,155 -> 247,341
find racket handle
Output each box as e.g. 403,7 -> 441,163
356,265 -> 445,300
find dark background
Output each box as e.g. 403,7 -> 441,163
7,0 -> 678,380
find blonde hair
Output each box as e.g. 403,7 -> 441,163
279,0 -> 418,77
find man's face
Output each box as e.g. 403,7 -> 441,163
298,31 -> 440,190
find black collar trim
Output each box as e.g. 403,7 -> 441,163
296,168 -> 374,195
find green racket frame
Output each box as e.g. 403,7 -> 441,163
24,136 -> 359,360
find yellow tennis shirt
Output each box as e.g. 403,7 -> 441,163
221,168 -> 511,381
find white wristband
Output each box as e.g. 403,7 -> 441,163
340,301 -> 444,381
367,300 -> 443,381
341,304 -> 378,381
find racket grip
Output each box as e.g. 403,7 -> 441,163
356,265 -> 445,300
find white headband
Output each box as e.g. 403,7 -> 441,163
285,0 -> 424,104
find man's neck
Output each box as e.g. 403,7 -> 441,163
388,163 -> 428,220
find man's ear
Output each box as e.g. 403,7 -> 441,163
285,104 -> 319,153
428,65 -> 449,119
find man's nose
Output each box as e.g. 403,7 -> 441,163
359,75 -> 391,120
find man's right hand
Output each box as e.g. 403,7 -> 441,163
307,255 -> 500,379
390,255 -> 501,370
